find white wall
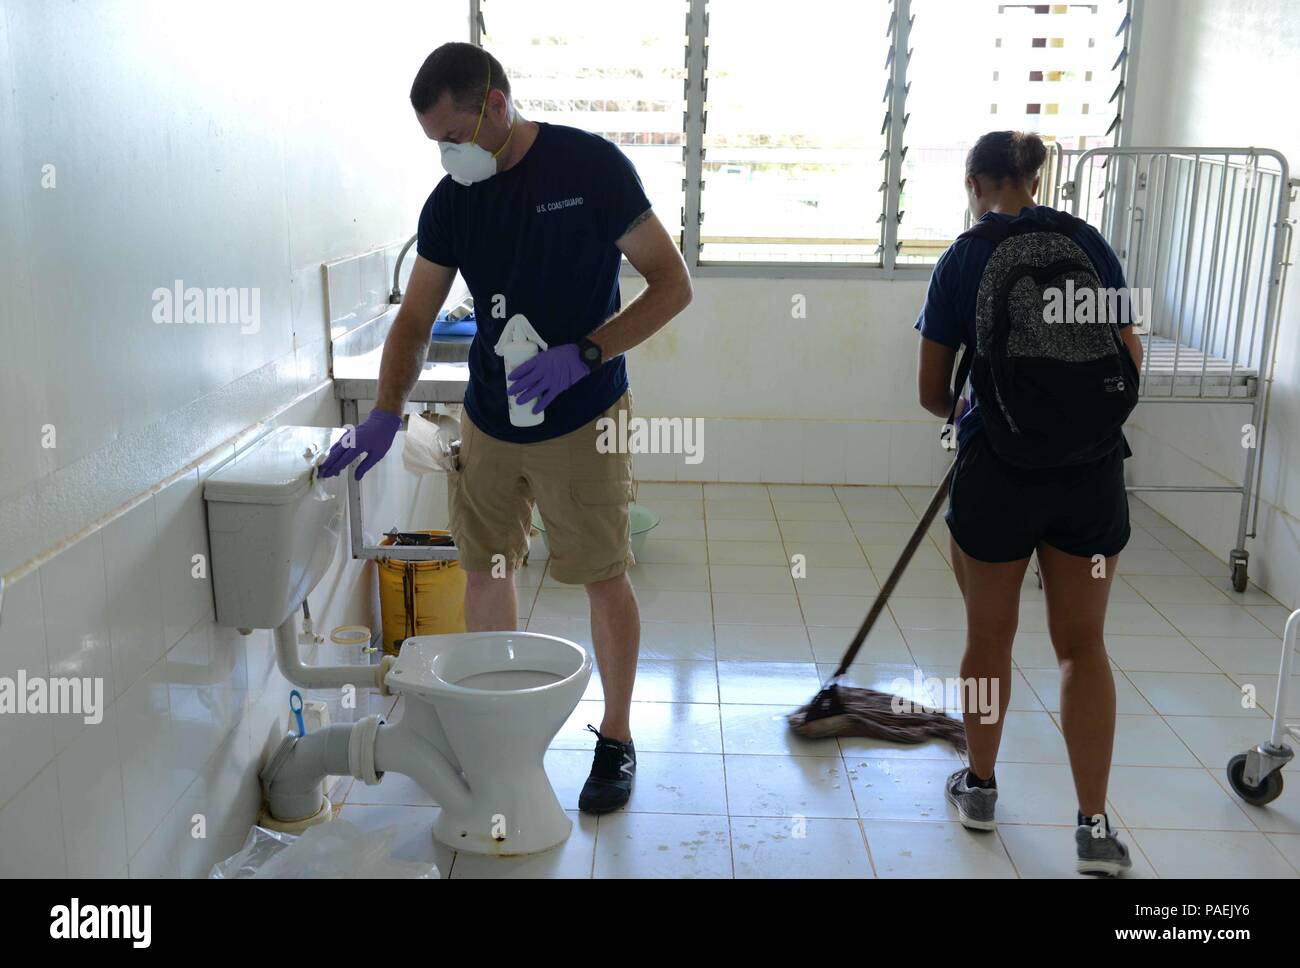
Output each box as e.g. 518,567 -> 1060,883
0,0 -> 465,876
623,275 -> 947,486
0,0 -> 465,579
1124,0 -> 1300,607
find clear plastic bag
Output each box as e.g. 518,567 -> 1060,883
402,410 -> 461,474
209,822 -> 440,879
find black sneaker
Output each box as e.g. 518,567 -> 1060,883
578,725 -> 635,814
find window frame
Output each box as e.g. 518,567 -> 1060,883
470,0 -> 1141,279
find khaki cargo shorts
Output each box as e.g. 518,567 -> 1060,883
448,390 -> 635,585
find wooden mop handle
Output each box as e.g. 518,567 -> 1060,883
829,461 -> 956,680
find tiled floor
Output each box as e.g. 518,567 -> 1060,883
340,482 -> 1300,878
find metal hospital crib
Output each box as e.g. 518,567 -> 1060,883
1050,145 -> 1297,593
1053,148 -> 1300,807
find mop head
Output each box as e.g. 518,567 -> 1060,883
787,683 -> 968,753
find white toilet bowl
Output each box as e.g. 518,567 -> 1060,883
384,631 -> 592,855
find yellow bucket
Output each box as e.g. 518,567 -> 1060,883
377,530 -> 466,655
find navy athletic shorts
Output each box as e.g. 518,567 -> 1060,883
945,429 -> 1131,564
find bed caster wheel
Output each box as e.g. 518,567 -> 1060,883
1227,548 -> 1248,592
1227,753 -> 1283,806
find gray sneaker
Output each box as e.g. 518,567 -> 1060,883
1076,816 -> 1132,877
945,768 -> 997,830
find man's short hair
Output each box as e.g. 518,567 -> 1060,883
410,42 -> 510,114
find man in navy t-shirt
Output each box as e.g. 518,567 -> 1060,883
319,43 -> 693,814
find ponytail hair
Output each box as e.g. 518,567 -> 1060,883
965,130 -> 1048,188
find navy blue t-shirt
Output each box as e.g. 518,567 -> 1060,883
417,122 -> 652,442
914,205 -> 1130,447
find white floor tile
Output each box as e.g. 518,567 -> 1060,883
779,520 -> 859,545
719,704 -> 839,757
1124,574 -> 1232,605
772,498 -> 847,521
999,823 -> 1157,878
793,566 -> 878,597
336,803 -> 453,875
1126,671 -> 1269,718
849,757 -> 963,822
712,592 -> 802,626
731,816 -> 874,878
1130,828 -> 1297,878
592,811 -> 732,878
992,710 -> 1070,764
624,562 -> 711,591
1110,714 -> 1202,767
704,498 -> 775,520
706,540 -> 789,566
1105,766 -> 1256,830
1023,667 -> 1156,714
554,700 -> 723,755
716,661 -> 821,706
709,564 -> 796,595
630,659 -> 718,704
1105,634 -> 1218,673
713,624 -> 813,662
724,753 -> 858,818
1163,715 -> 1296,772
1154,603 -> 1278,639
863,819 -> 1017,878
450,811 -> 596,879
635,538 -> 708,565
1189,634 -> 1296,675
706,518 -> 781,542
638,622 -> 716,661
809,624 -> 912,665
991,762 -> 1101,826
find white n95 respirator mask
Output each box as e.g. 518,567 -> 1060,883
437,63 -> 515,187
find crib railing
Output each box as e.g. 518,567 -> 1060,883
1066,148 -> 1292,401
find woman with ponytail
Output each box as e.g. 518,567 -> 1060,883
914,130 -> 1145,876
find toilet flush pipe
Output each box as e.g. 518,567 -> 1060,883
274,609 -> 393,693
262,723 -> 354,822
262,716 -> 473,821
373,717 -> 473,816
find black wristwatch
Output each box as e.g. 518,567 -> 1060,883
577,336 -> 603,372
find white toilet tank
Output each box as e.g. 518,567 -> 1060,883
204,426 -> 345,630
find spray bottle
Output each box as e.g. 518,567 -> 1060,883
494,313 -> 549,428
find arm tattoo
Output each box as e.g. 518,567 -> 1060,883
621,207 -> 653,238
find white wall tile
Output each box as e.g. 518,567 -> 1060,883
0,571 -> 55,809
154,468 -> 214,648
56,703 -> 128,877
103,497 -> 165,697
39,531 -> 113,753
802,424 -> 846,485
759,421 -> 805,484
165,621 -> 245,803
0,763 -> 67,876
843,422 -> 891,485
115,662 -> 176,858
715,419 -> 763,483
889,423 -> 933,485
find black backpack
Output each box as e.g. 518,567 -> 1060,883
949,210 -> 1139,469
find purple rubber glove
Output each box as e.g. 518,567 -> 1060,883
507,343 -> 588,414
317,408 -> 402,480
